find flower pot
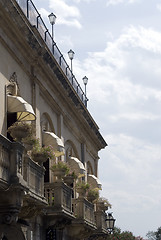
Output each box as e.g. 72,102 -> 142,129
76,187 -> 86,198
9,126 -> 30,142
63,175 -> 74,186
52,168 -> 66,181
23,142 -> 33,151
96,201 -> 108,211
32,153 -> 48,165
87,195 -> 97,203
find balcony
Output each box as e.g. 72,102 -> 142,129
0,134 -> 25,187
44,181 -> 73,215
73,197 -> 96,227
23,155 -> 45,199
0,135 -> 11,185
0,134 -> 47,220
43,175 -> 110,239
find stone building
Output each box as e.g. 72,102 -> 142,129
0,0 -> 111,239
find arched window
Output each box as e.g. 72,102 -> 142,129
65,140 -> 79,161
41,112 -> 55,132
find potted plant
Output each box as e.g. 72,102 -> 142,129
87,188 -> 99,203
8,121 -> 31,142
51,161 -> 70,181
22,129 -> 39,151
96,197 -> 112,211
76,182 -> 90,197
31,142 -> 55,165
63,171 -> 78,186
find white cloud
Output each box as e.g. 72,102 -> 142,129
73,26 -> 161,233
39,0 -> 82,28
157,3 -> 161,11
72,0 -> 96,3
99,134 -> 161,235
109,112 -> 161,122
49,0 -> 80,18
74,26 -> 161,111
106,0 -> 139,6
99,134 -> 161,210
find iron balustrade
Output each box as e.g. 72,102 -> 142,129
15,0 -> 88,106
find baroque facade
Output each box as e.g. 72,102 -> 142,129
0,0 -> 110,239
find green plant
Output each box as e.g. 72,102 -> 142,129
52,196 -> 54,206
66,171 -> 78,179
76,182 -> 90,191
7,121 -> 32,141
22,135 -> 39,146
32,141 -> 55,160
87,188 -> 99,201
98,197 -> 112,208
8,121 -> 31,133
51,161 -> 70,174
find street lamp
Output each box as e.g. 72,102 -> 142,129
48,12 -> 56,40
68,49 -> 75,72
82,76 -> 88,96
106,212 -> 116,234
82,76 -> 88,107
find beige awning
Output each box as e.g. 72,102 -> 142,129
7,95 -> 36,121
87,174 -> 102,189
42,131 -> 64,155
68,156 -> 85,174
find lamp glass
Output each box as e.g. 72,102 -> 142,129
48,13 -> 56,25
106,213 -> 115,230
68,49 -> 75,60
83,76 -> 88,85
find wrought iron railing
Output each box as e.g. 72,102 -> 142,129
15,0 -> 88,106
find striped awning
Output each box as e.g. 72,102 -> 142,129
7,95 -> 36,121
68,156 -> 85,174
42,131 -> 64,156
87,174 -> 102,189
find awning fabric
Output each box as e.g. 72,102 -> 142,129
42,131 -> 64,154
87,174 -> 102,189
68,156 -> 85,174
7,95 -> 36,121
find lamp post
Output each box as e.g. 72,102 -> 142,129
48,12 -> 56,40
105,212 -> 116,234
82,76 -> 88,107
83,75 -> 88,96
68,49 -> 75,72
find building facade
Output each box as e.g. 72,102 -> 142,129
0,0 -> 110,239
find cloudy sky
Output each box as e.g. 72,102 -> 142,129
31,0 -> 161,238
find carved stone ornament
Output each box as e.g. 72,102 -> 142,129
6,72 -> 19,96
19,205 -> 42,219
2,212 -> 18,225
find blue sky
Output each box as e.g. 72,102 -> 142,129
31,0 -> 161,238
